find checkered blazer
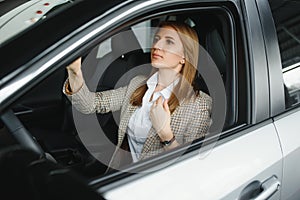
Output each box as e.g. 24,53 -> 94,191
64,75 -> 212,170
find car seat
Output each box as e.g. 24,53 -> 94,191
204,26 -> 236,130
80,29 -> 150,145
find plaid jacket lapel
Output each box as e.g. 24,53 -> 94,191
117,103 -> 138,146
140,127 -> 158,154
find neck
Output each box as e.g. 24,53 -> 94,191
157,68 -> 180,88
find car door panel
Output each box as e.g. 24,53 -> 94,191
274,110 -> 300,200
13,67 -> 66,129
102,123 -> 282,199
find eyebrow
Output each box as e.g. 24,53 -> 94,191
165,36 -> 175,40
155,34 -> 175,39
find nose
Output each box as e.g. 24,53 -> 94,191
153,39 -> 163,51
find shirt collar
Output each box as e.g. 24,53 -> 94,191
146,72 -> 180,100
146,72 -> 158,88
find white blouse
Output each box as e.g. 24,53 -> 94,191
127,72 -> 178,162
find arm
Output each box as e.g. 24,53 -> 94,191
63,58 -> 128,114
150,94 -> 212,151
140,93 -> 211,163
150,97 -> 179,150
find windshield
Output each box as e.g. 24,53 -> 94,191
0,0 -> 73,45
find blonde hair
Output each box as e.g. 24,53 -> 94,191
130,21 -> 200,113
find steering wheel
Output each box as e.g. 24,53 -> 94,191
0,109 -> 46,158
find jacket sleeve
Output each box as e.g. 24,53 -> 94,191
183,92 -> 212,143
63,79 -> 128,114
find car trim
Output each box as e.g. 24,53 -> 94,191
255,0 -> 285,116
241,0 -> 270,123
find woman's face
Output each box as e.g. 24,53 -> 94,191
151,26 -> 185,72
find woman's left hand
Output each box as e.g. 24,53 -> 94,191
150,96 -> 174,141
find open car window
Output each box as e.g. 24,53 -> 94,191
2,4 -> 246,181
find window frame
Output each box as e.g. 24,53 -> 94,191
0,0 -> 250,190
82,2 -> 247,189
255,0 -> 286,117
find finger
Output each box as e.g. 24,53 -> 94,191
151,101 -> 157,109
163,99 -> 170,113
149,108 -> 153,119
156,96 -> 163,105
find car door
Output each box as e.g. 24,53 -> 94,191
88,0 -> 283,199
0,0 -> 284,199
101,124 -> 282,200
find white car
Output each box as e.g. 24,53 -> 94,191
0,0 -> 299,199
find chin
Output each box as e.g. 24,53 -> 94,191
151,61 -> 167,69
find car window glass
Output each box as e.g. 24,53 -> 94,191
6,7 -> 244,179
131,20 -> 152,53
76,10 -> 239,170
96,38 -> 112,59
268,0 -> 300,108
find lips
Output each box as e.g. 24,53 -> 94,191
152,53 -> 163,59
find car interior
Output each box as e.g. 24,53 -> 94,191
0,9 -> 236,191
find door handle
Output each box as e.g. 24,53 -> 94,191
250,176 -> 281,200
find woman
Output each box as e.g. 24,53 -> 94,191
63,21 -> 212,171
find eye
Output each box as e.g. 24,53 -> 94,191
166,39 -> 174,45
153,36 -> 160,44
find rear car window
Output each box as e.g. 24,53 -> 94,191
268,0 -> 300,108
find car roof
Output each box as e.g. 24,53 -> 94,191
0,0 -> 127,82
0,0 -> 29,16
0,0 -> 73,44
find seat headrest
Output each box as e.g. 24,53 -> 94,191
205,28 -> 226,76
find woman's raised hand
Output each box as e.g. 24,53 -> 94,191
66,57 -> 84,93
66,57 -> 82,75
